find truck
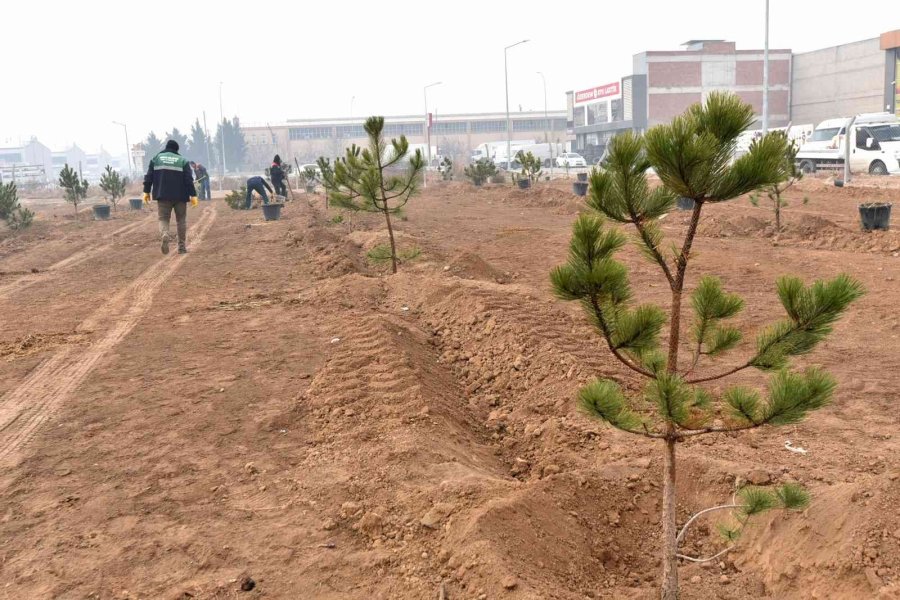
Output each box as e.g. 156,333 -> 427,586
795,113 -> 900,175
470,140 -> 534,165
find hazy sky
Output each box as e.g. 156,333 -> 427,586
3,0 -> 896,154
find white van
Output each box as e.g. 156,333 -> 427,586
795,113 -> 900,175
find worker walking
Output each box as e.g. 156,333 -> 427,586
191,162 -> 211,200
270,155 -> 287,198
143,140 -> 198,255
245,175 -> 274,209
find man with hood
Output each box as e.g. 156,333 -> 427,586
191,161 -> 211,200
143,140 -> 198,254
270,154 -> 287,198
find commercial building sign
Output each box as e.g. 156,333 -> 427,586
575,82 -> 621,104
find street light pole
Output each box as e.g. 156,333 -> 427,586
537,71 -> 552,176
423,81 -> 442,189
505,40 -> 530,171
112,121 -> 132,177
219,81 -> 227,191
762,0 -> 770,134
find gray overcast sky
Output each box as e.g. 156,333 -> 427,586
3,0 -> 897,154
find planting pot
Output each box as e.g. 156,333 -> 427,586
576,172 -> 588,182
858,202 -> 892,231
573,182 -> 589,196
517,179 -> 531,190
128,198 -> 143,210
262,203 -> 283,221
834,179 -> 844,188
677,197 -> 695,211
92,204 -> 111,220
305,184 -> 315,193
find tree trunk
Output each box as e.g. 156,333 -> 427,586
383,205 -> 398,274
661,434 -> 678,600
774,203 -> 781,233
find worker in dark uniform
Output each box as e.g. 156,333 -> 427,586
245,175 -> 274,209
191,161 -> 211,200
270,155 -> 287,198
143,140 -> 197,254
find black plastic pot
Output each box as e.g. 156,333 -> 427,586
576,172 -> 588,182
834,179 -> 845,188
517,179 -> 531,190
677,197 -> 695,211
128,198 -> 142,210
858,202 -> 892,231
573,182 -> 589,196
92,204 -> 111,220
262,203 -> 283,221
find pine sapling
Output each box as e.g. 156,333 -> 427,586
464,158 -> 498,186
99,165 -> 128,211
440,156 -> 453,181
551,92 -> 863,600
58,164 -> 89,219
516,150 -> 543,183
0,182 -> 34,231
328,117 -> 424,274
756,131 -> 802,233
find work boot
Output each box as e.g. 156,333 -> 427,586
178,244 -> 187,255
161,232 -> 170,255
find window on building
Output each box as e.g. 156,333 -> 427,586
432,121 -> 467,134
574,106 -> 586,128
0,153 -> 23,163
336,125 -> 367,138
52,155 -> 67,165
289,127 -> 333,140
611,98 -> 624,122
470,120 -> 506,133
513,119 -> 552,132
587,102 -> 608,125
383,123 -> 423,137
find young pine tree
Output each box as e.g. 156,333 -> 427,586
550,93 -> 863,600
464,158 -> 498,186
328,117 -> 424,274
515,150 -> 543,183
0,182 -> 34,231
99,165 -> 128,211
58,164 -> 89,219
749,130 -> 804,233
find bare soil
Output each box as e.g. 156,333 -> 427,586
0,178 -> 897,599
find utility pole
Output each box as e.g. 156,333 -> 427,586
203,110 -> 213,185
537,71 -> 552,176
505,40 -> 530,171
423,81 -> 442,189
762,0 -> 770,134
219,81 -> 227,190
112,121 -> 132,177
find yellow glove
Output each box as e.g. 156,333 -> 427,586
190,196 -> 199,207
142,193 -> 151,204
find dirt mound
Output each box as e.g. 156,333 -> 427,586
0,331 -> 89,360
445,252 -> 509,283
699,214 -> 771,238
501,185 -> 586,214
286,223 -> 368,277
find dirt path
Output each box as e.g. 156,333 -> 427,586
0,181 -> 897,599
0,207 -> 216,466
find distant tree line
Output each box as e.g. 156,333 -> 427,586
142,117 -> 247,172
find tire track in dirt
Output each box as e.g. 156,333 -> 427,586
0,215 -> 153,300
0,207 -> 217,466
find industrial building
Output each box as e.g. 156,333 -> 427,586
243,111 -> 567,168
566,40 -> 791,158
567,30 -> 900,160
0,138 -> 53,184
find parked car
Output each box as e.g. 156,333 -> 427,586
556,153 -> 587,168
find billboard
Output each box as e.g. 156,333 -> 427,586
575,82 -> 621,104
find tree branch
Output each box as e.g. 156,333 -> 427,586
632,216 -> 675,288
588,296 -> 656,379
684,360 -> 752,384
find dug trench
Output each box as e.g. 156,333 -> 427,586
0,181 -> 897,599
